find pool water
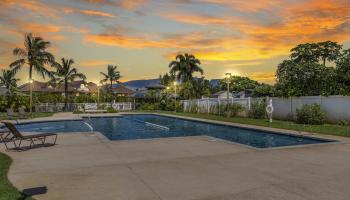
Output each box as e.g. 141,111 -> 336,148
16,114 -> 333,148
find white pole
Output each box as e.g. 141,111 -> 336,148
174,81 -> 177,113
29,79 -> 33,114
248,97 -> 251,110
207,98 -> 209,114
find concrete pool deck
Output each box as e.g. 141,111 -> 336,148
1,112 -> 350,200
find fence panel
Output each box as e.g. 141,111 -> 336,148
182,96 -> 350,123
36,102 -> 133,112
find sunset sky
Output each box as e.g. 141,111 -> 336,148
1,0 -> 350,84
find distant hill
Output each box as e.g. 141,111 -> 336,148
116,78 -> 221,90
117,79 -> 161,90
210,79 -> 220,87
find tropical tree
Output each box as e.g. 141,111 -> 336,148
275,60 -> 338,97
290,41 -> 342,66
0,69 -> 20,108
50,58 -> 86,110
159,72 -> 175,86
219,76 -> 259,92
169,53 -> 203,82
100,65 -> 121,92
290,43 -> 319,63
10,33 -> 55,81
336,49 -> 350,95
0,69 -> 19,92
317,41 -> 342,66
252,84 -> 275,97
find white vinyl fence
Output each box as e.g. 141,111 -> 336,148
182,96 -> 350,123
271,96 -> 350,122
35,102 -> 133,112
182,98 -> 253,114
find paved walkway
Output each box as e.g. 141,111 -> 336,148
3,134 -> 350,200
1,114 -> 350,200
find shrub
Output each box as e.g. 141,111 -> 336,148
218,103 -> 244,117
107,107 -> 118,113
248,100 -> 266,119
296,104 -> 325,125
227,103 -> 244,117
337,119 -> 349,126
139,103 -> 155,110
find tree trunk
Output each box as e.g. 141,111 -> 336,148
110,80 -> 113,107
323,58 -> 326,66
64,79 -> 68,112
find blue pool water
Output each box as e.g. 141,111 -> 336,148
15,114 -> 333,148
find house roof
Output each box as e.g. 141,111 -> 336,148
146,84 -> 165,90
112,84 -> 135,95
213,91 -> 229,96
19,80 -> 97,93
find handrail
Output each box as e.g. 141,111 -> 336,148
127,118 -> 170,131
83,122 -> 94,132
145,122 -> 170,131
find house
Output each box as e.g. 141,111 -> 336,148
212,91 -> 233,99
212,89 -> 253,99
111,84 -> 136,96
19,80 -> 98,94
233,89 -> 253,98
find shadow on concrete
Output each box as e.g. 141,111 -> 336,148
18,186 -> 47,200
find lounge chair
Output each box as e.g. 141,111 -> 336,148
18,107 -> 31,118
6,108 -> 19,119
0,121 -> 57,151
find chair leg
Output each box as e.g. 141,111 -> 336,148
53,135 -> 57,145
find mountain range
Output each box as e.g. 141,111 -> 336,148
116,78 -> 221,90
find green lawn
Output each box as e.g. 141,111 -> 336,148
0,112 -> 54,121
0,153 -> 33,200
137,111 -> 350,138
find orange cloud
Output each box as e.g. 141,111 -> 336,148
249,72 -> 276,83
158,0 -> 350,63
200,0 -> 282,12
117,0 -> 148,10
159,12 -> 236,26
85,34 -> 167,48
64,7 -> 116,18
0,0 -> 60,18
80,10 -> 116,18
22,23 -> 61,33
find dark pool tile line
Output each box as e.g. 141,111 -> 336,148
123,114 -> 336,143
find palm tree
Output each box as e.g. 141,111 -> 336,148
51,58 -> 86,111
169,53 -> 203,82
100,65 -> 121,92
0,69 -> 19,96
10,33 -> 55,113
10,33 -> 55,80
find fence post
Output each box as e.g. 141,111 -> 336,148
207,98 -> 210,114
197,99 -> 200,113
290,97 -> 293,119
218,98 -> 221,115
248,97 -> 251,110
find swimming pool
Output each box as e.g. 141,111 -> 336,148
15,114 -> 334,148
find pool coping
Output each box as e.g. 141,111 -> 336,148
118,113 -> 346,150
8,112 -> 348,150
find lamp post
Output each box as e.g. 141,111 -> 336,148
173,81 -> 177,112
225,73 -> 231,117
29,79 -> 33,114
